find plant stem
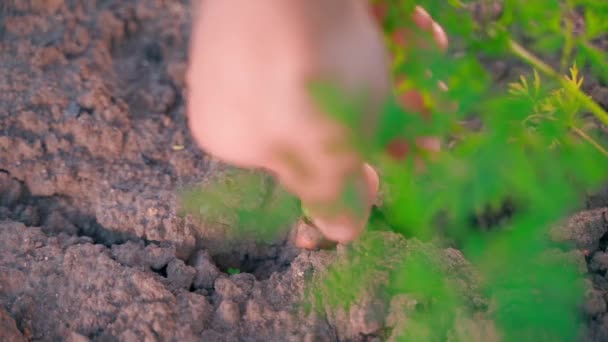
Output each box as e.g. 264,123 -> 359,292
571,127 -> 608,158
509,39 -> 608,127
561,0 -> 575,73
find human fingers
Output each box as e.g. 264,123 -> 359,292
411,6 -> 448,52
370,2 -> 388,23
386,6 -> 448,53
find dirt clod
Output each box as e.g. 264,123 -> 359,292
550,208 -> 608,250
66,332 -> 90,342
216,300 -> 241,326
0,307 -> 26,342
167,258 -> 196,290
214,276 -> 247,302
591,251 -> 608,272
585,289 -> 608,317
191,250 -> 222,290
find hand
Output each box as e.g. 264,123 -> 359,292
186,1 -> 448,249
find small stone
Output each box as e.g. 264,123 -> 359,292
591,252 -> 608,272
0,173 -> 23,207
304,333 -> 317,342
178,293 -> 213,334
111,241 -> 145,267
192,250 -> 221,289
18,206 -> 40,227
0,308 -> 26,342
550,209 -> 607,250
0,267 -> 26,297
584,289 -> 607,317
230,273 -> 255,294
66,332 -> 90,342
244,299 -> 264,322
167,259 -> 196,289
167,62 -> 187,87
65,101 -> 81,119
144,243 -> 175,269
43,211 -> 78,235
214,277 -> 245,301
141,83 -> 175,113
216,300 -> 240,325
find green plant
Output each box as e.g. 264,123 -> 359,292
180,1 -> 608,341
227,267 -> 241,275
179,168 -> 300,243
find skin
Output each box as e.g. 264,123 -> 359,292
186,1 -> 448,249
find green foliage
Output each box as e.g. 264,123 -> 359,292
180,1 -> 608,341
315,1 -> 608,340
227,267 -> 241,275
178,168 -> 300,243
310,232 -> 469,341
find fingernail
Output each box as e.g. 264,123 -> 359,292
413,6 -> 433,30
432,22 -> 448,52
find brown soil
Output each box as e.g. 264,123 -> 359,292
1,0 -> 608,341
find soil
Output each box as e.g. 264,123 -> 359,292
1,0 -> 608,341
